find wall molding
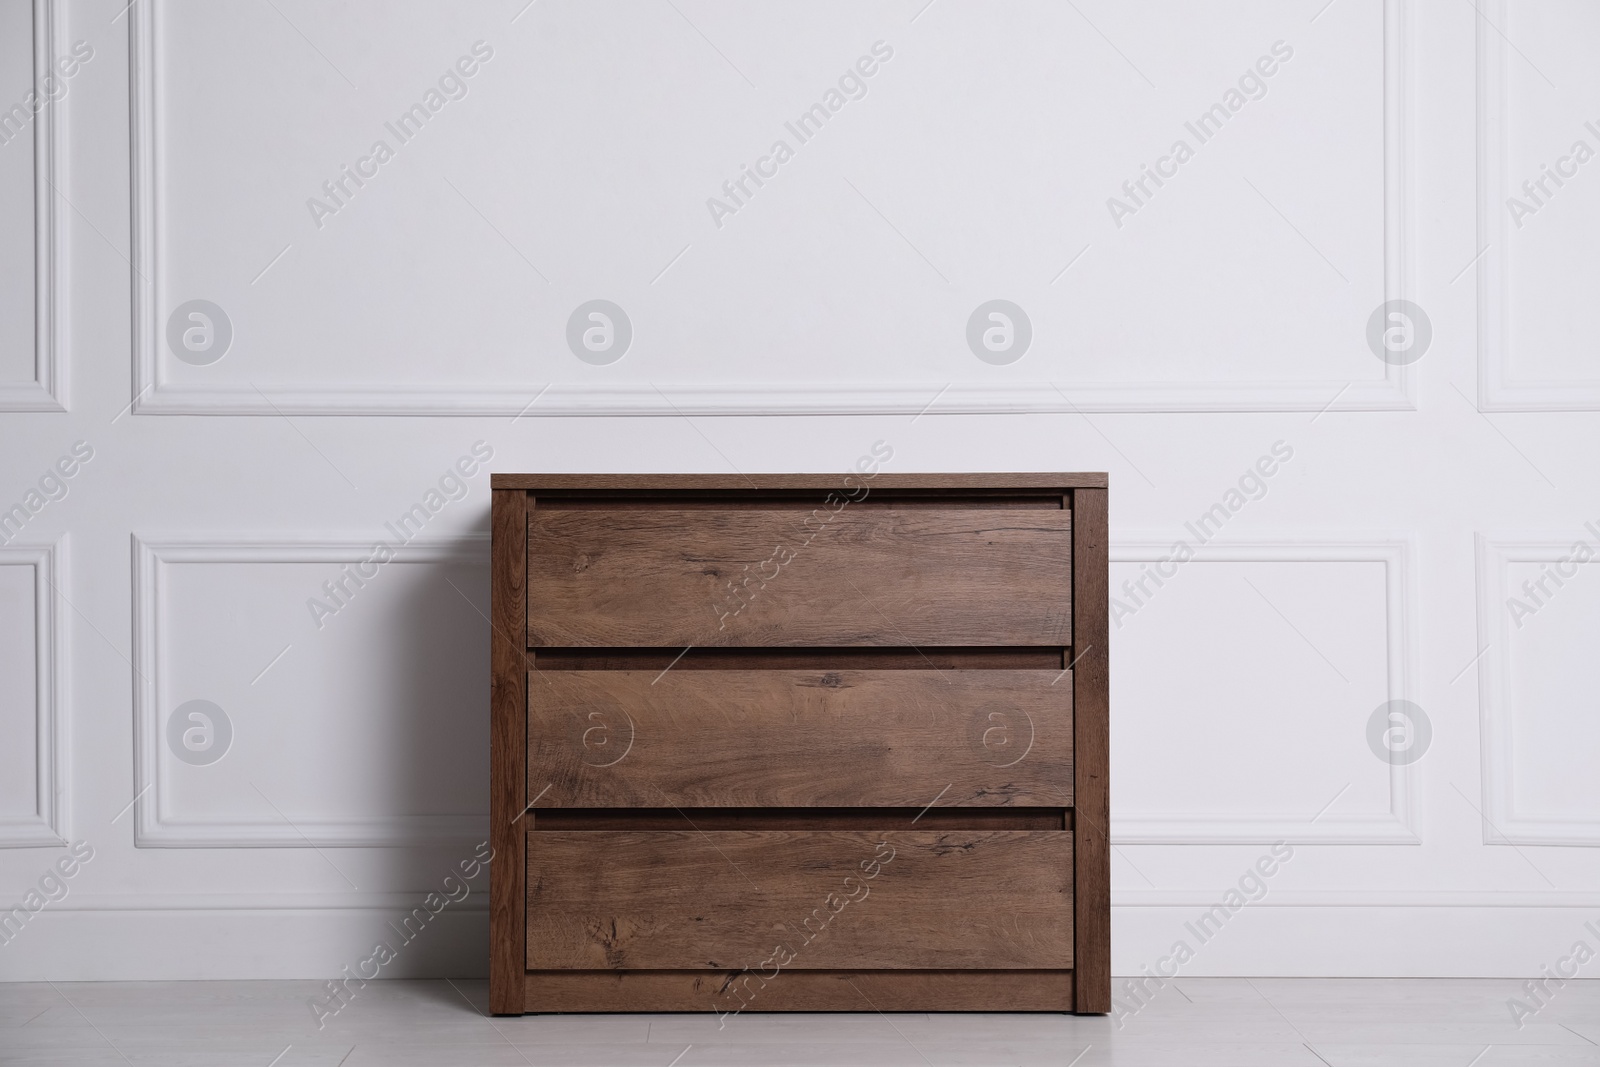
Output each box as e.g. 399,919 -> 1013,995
132,534 -> 489,848
128,379 -> 1416,417
46,890 -> 489,913
39,889 -> 1600,911
128,0 -> 1415,416
0,0 -> 66,412
1475,1 -> 1600,410
1109,537 -> 1420,845
1114,888 -> 1600,908
0,540 -> 68,847
1475,534 -> 1600,846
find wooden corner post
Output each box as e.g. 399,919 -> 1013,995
1071,485 -> 1110,1013
489,489 -> 528,1014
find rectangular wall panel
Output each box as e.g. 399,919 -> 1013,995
132,537 -> 489,846
0,542 -> 64,846
1478,0 -> 1600,409
1476,536 -> 1600,844
1109,540 -> 1416,844
130,0 -> 1410,414
0,0 -> 63,411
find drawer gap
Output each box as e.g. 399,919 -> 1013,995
533,646 -> 1068,670
534,491 -> 1066,508
531,808 -> 1070,831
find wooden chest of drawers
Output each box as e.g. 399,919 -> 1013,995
489,473 -> 1109,1014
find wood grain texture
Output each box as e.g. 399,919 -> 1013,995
489,489 -> 529,1015
493,472 -> 1107,490
1070,487 -> 1110,1014
527,507 -> 1071,647
494,473 -> 1102,1013
526,830 -> 1072,971
527,669 -> 1071,808
523,968 -> 1074,1012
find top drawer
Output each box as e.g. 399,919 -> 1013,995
528,505 -> 1071,647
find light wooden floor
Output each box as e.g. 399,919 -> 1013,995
1,978 -> 1596,1065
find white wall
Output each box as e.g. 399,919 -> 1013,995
1,0 -> 1598,981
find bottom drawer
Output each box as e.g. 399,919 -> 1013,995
526,829 -> 1073,971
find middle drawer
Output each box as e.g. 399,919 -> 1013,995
526,669 -> 1071,808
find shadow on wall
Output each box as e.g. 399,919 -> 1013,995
352,519 -> 493,980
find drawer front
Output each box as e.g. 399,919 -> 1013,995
527,506 -> 1071,647
526,830 -> 1073,970
528,669 -> 1071,808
